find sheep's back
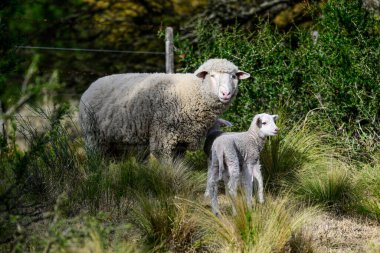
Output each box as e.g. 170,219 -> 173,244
79,73 -> 199,150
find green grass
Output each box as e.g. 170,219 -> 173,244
352,157 -> 380,220
260,110 -> 339,191
293,161 -> 355,210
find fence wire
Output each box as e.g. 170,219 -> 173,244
16,46 -> 165,55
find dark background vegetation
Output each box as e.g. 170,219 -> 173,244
1,0 -> 380,252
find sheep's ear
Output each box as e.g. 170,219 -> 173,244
273,115 -> 279,121
195,70 -> 208,79
236,71 -> 250,80
256,117 -> 262,128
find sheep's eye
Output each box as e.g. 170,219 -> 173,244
232,75 -> 237,79
262,122 -> 267,125
210,74 -> 215,78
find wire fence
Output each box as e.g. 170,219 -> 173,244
16,46 -> 165,55
1,27 -> 175,131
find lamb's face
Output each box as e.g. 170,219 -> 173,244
197,70 -> 250,103
255,114 -> 279,137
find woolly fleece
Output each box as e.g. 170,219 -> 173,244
79,59 -> 249,158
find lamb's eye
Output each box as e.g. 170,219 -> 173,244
262,122 -> 267,125
232,75 -> 237,79
210,74 -> 215,78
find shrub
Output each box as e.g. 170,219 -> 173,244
176,0 -> 380,160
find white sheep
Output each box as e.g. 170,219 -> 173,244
205,113 -> 279,216
79,59 -> 250,158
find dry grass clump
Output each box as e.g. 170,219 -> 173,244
180,195 -> 318,252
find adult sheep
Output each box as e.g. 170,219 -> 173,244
79,59 -> 250,158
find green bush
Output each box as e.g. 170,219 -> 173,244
176,0 -> 380,160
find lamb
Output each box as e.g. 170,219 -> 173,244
205,113 -> 279,216
204,118 -> 233,197
203,118 -> 233,158
79,59 -> 250,158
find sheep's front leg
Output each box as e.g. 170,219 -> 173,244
149,132 -> 177,160
243,163 -> 254,210
252,162 -> 264,203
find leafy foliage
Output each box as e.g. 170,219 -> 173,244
176,0 -> 380,160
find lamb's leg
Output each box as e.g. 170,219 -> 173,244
226,159 -> 240,216
210,160 -> 221,216
205,151 -> 221,216
252,162 -> 264,203
243,163 -> 254,211
223,169 -> 229,195
205,152 -> 217,197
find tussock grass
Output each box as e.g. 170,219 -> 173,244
180,195 -> 318,252
352,157 -> 380,220
260,112 -> 361,214
124,158 -> 206,251
261,112 -> 338,191
294,160 -> 355,210
44,215 -> 142,253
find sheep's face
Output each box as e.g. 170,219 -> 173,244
255,114 -> 279,137
197,70 -> 250,103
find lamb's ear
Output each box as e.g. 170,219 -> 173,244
195,70 -> 208,79
217,118 -> 233,127
236,71 -> 250,80
273,115 -> 279,121
256,116 -> 262,128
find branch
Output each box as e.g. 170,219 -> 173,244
242,0 -> 290,16
3,93 -> 33,118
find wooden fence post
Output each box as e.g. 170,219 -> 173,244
0,17 -> 6,144
0,101 -> 6,144
165,27 -> 174,73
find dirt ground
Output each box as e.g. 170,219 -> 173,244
215,195 -> 380,252
309,213 -> 380,253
